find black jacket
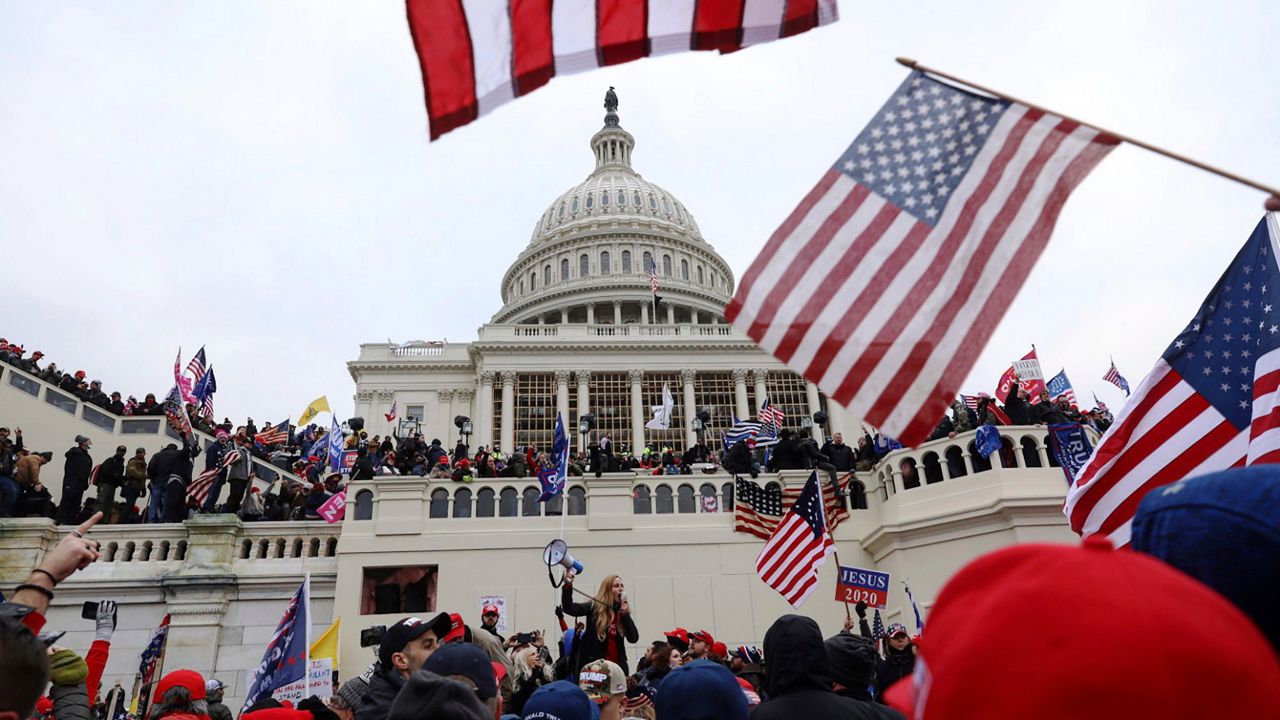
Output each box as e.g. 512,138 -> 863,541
63,447 -> 93,490
351,456 -> 375,481
560,583 -> 639,674
1001,385 -> 1032,425
98,454 -> 126,487
722,442 -> 757,476
875,649 -> 915,703
147,447 -> 183,483
1033,402 -> 1068,425
820,441 -> 856,471
355,667 -> 405,720
750,615 -> 890,720
768,437 -> 808,470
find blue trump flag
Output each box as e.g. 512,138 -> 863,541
242,576 -> 310,712
975,424 -> 1003,459
538,413 -> 570,502
1047,422 -> 1095,486
328,415 -> 344,472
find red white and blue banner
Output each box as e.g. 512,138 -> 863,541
241,576 -> 310,712
1047,422 -> 1095,485
834,565 -> 890,608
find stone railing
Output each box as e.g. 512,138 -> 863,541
866,425 -> 1096,500
475,323 -> 746,343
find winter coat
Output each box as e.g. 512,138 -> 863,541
207,693 -> 233,720
387,670 -> 489,720
355,667 -> 405,720
820,441 -> 857,471
98,455 -> 126,487
351,456 -> 375,481
147,447 -> 182,484
1001,385 -> 1032,425
722,442 -> 757,476
124,457 -> 148,492
750,615 -> 888,720
768,437 -> 809,470
1033,402 -> 1068,426
15,455 -> 44,487
205,440 -> 227,471
560,583 -> 639,674
951,402 -> 975,433
874,649 -> 916,703
63,447 -> 93,491
51,681 -> 90,720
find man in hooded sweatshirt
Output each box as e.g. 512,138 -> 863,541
824,633 -> 904,719
749,614 -> 882,719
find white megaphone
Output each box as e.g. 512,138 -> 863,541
543,539 -> 584,575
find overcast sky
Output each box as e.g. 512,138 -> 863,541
3,1 -> 1278,427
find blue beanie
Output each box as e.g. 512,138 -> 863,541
654,660 -> 747,720
1131,466 -> 1280,652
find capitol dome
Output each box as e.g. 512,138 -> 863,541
494,96 -> 734,326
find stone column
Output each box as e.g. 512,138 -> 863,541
629,369 -> 645,457
640,302 -> 649,324
478,371 -> 495,450
805,381 -> 824,443
575,370 -> 591,454
681,368 -> 697,448
438,389 -> 455,443
554,369 -> 571,429
752,369 -> 769,416
666,303 -> 675,325
732,369 -> 749,419
586,304 -> 595,324
613,301 -> 622,325
560,308 -> 568,323
500,371 -> 516,455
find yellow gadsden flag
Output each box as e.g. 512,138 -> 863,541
310,618 -> 340,662
298,396 -> 331,426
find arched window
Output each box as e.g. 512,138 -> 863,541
721,482 -> 734,511
699,483 -> 717,512
545,494 -> 564,516
543,264 -> 551,286
558,203 -> 565,219
622,250 -> 632,273
617,190 -> 626,206
922,452 -> 944,485
476,488 -> 496,517
568,486 -> 587,515
680,259 -> 689,280
643,251 -> 653,273
697,265 -> 704,284
648,194 -> 657,209
968,441 -> 992,473
601,191 -> 610,207
662,255 -> 672,276
429,488 -> 449,518
571,197 -> 580,212
580,254 -> 590,277
655,485 -> 674,514
585,193 -> 594,209
633,191 -> 642,206
1020,437 -> 1042,468
662,198 -> 672,213
677,484 -> 696,513
522,487 -> 542,516
354,490 -> 373,520
849,480 -> 868,510
633,485 -> 652,514
600,251 -> 611,274
453,488 -> 472,518
530,271 -> 537,291
561,258 -> 569,280
499,488 -> 518,517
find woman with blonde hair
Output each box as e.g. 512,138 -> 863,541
508,645 -> 555,715
560,570 -> 640,676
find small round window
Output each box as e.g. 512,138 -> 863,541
571,197 -> 580,212
586,194 -> 594,209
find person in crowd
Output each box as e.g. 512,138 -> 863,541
973,393 -> 1002,426
105,392 -> 125,416
303,483 -> 331,520
730,646 -> 766,698
0,426 -> 22,517
224,437 -> 251,514
1032,391 -> 1068,425
356,613 -> 453,720
820,433 -> 856,472
145,443 -> 181,523
13,451 -> 55,518
57,435 -> 94,525
478,604 -> 502,642
1000,376 -> 1032,425
46,644 -> 90,720
825,633 -> 903,719
522,681 -> 596,720
654,660 -> 748,720
579,658 -> 626,720
351,447 -> 375,481
201,431 -> 232,512
96,445 -> 127,515
751,615 -> 878,719
121,448 -> 147,523
58,369 -> 84,395
510,645 -> 555,715
240,487 -> 265,521
687,630 -> 713,661
162,437 -> 200,524
83,381 -> 109,408
721,439 -> 758,478
139,393 -> 163,415
560,572 -> 639,678
636,641 -> 676,692
148,670 -> 208,720
385,669 -> 490,720
874,624 -> 914,701
200,679 -> 230,720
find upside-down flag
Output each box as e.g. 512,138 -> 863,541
406,0 -> 838,140
1065,215 -> 1280,547
727,66 -> 1117,447
755,472 -> 834,607
242,576 -> 310,712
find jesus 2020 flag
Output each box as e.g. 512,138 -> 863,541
727,70 -> 1117,447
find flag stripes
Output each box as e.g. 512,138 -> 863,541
755,472 -> 834,607
727,72 -> 1116,447
406,0 -> 838,139
734,475 -> 849,539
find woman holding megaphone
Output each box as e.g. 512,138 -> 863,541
561,570 -> 639,676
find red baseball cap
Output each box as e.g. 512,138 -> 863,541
664,628 -> 690,652
711,641 -> 728,660
153,669 -> 206,703
885,537 -> 1280,719
689,630 -> 715,646
444,612 -> 467,643
482,604 -> 499,616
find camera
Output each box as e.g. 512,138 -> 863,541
516,632 -> 535,645
360,624 -> 387,648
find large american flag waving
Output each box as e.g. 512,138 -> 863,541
754,471 -> 834,607
727,70 -> 1117,447
406,0 -> 838,140
1066,214 -> 1280,545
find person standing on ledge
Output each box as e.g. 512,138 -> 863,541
560,572 -> 639,678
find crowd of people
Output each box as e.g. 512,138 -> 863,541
3,461 -> 1277,720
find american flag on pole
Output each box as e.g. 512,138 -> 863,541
385,400 -> 397,423
187,448 -> 240,507
255,420 -> 290,447
758,398 -> 786,429
162,384 -> 191,437
725,71 -> 1117,447
734,475 -> 848,540
1046,369 -> 1077,405
405,0 -> 838,140
754,472 -> 835,607
1103,359 -> 1131,397
193,367 -> 217,420
185,346 -> 208,385
1065,215 -> 1280,546
650,264 -> 660,294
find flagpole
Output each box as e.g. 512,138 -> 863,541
896,58 -> 1280,207
817,473 -> 852,622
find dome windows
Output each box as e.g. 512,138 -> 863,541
643,251 -> 653,273
557,203 -> 565,219
571,197 -> 580,212
530,271 -> 537,291
601,192 -> 609,207
622,250 -> 632,273
543,264 -> 551,286
617,190 -> 626,206
662,198 -> 672,214
561,258 -> 569,280
601,251 -> 611,274
681,259 -> 689,280
586,193 -> 594,209
634,191 -> 642,207
579,254 -> 590,277
662,254 -> 672,276
648,195 -> 656,210
697,265 -> 704,284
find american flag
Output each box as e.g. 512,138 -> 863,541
726,71 -> 1116,447
185,346 -> 208,384
1046,369 -> 1077,406
758,398 -> 786,429
1065,215 -> 1280,546
193,366 -> 217,419
755,472 -> 835,607
187,447 -> 241,507
961,394 -> 980,411
134,613 -> 170,711
255,420 -> 289,447
405,0 -> 837,140
734,475 -> 849,539
1103,360 -> 1131,397
723,417 -> 778,450
385,400 -> 397,423
650,263 -> 660,294
871,608 -> 886,653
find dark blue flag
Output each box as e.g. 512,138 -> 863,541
538,413 -> 569,502
241,577 -> 310,712
975,424 -> 1002,459
1047,422 -> 1095,485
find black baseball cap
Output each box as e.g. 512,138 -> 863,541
378,613 -> 452,667
423,642 -> 497,700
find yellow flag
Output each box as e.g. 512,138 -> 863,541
310,618 -> 340,662
298,396 -> 331,426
